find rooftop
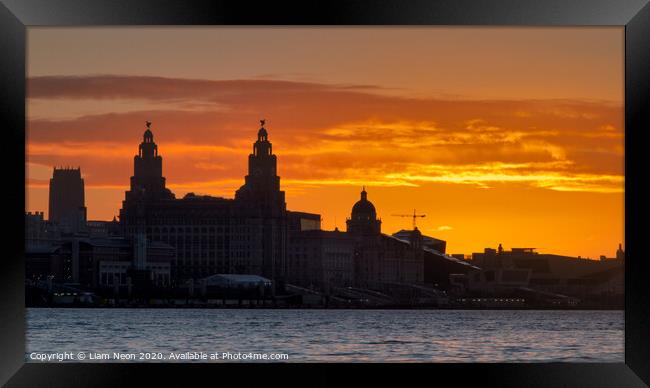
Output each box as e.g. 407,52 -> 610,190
385,234 -> 478,269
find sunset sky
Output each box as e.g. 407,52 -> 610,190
26,27 -> 624,258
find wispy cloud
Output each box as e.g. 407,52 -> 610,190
27,75 -> 623,195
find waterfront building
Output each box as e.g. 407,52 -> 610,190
470,245 -> 624,300
287,229 -> 355,290
115,120 -> 473,293
287,188 -> 476,293
344,187 -> 425,287
25,234 -> 173,289
118,121 -> 320,284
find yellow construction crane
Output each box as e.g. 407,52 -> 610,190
391,209 -> 426,229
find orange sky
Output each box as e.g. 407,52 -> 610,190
25,27 -> 624,258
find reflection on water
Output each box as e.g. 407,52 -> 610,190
26,308 -> 623,362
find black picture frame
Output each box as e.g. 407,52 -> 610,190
1,0 -> 648,386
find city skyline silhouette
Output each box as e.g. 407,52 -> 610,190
25,27 -> 624,258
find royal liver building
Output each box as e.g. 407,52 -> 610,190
119,121 -> 320,285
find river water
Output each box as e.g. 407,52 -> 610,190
26,308 -> 623,362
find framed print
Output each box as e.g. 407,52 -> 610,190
1,0 -> 649,386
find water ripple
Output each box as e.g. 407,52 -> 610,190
26,308 -> 623,362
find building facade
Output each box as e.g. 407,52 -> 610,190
470,245 -> 624,300
287,229 -> 355,290
25,233 -> 173,290
119,121 -> 320,284
346,188 -> 426,288
286,188 -> 475,293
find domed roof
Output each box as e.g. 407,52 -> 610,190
351,187 -> 376,219
352,199 -> 376,216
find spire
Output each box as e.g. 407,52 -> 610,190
143,120 -> 154,143
253,119 -> 271,156
616,243 -> 625,260
258,118 -> 268,141
139,120 -> 158,158
235,118 -> 285,209
361,186 -> 367,201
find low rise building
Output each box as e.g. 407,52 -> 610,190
26,234 -> 173,292
469,244 -> 624,300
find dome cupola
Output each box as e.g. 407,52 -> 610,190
347,186 -> 381,235
351,186 -> 377,221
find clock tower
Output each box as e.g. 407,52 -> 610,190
235,120 -> 286,213
234,120 -> 288,284
124,121 -> 174,202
